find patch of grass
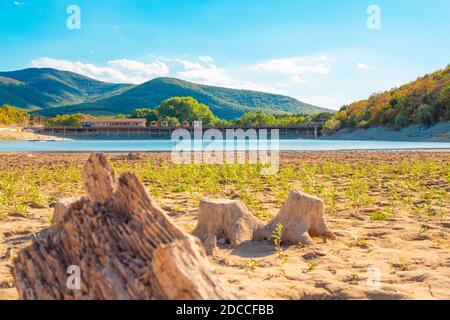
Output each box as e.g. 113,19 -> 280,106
370,211 -> 390,221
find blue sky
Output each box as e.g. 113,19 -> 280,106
0,0 -> 449,110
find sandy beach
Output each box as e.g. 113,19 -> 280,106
0,128 -> 70,141
0,151 -> 449,300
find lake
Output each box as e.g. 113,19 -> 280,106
0,139 -> 450,152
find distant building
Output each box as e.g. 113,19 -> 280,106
81,118 -> 147,128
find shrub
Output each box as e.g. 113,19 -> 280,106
323,118 -> 342,134
394,113 -> 409,128
416,104 -> 434,125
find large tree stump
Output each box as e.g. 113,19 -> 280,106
193,199 -> 264,254
12,153 -> 237,300
262,191 -> 333,245
152,237 -> 233,300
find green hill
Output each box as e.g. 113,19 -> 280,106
0,68 -> 134,110
34,77 -> 330,119
0,68 -> 330,119
324,65 -> 450,133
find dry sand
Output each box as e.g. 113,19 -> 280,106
0,128 -> 70,141
0,151 -> 449,300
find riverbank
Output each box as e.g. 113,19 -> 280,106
0,128 -> 71,141
324,122 -> 450,142
0,151 -> 449,300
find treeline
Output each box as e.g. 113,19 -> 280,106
132,97 -> 333,128
45,114 -> 127,127
2,97 -> 333,129
324,65 -> 450,133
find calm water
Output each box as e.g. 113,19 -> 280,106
0,139 -> 449,152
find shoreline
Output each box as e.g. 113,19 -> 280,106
324,122 -> 450,142
0,128 -> 72,141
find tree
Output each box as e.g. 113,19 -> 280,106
394,113 -> 409,128
416,104 -> 434,125
132,108 -> 159,124
155,97 -> 217,126
233,110 -> 277,127
323,118 -> 342,134
0,104 -> 29,126
46,113 -> 89,127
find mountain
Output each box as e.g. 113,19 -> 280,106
324,65 -> 450,133
0,68 -> 134,111
0,68 -> 330,119
35,77 -> 330,119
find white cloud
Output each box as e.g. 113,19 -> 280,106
13,1 -> 24,6
31,57 -> 169,84
174,56 -> 279,93
175,56 -> 235,87
253,55 -> 331,81
198,56 -> 214,64
30,55 -> 316,95
108,59 -> 169,78
357,62 -> 370,70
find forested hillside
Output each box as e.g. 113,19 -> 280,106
324,65 -> 450,133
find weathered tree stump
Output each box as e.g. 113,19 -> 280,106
193,199 -> 264,254
262,191 -> 333,245
12,153 -> 236,300
152,237 -> 233,299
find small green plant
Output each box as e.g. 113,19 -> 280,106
370,211 -> 390,221
245,259 -> 262,273
327,185 -> 339,215
304,261 -> 318,273
349,235 -> 368,249
395,257 -> 410,271
272,223 -> 288,276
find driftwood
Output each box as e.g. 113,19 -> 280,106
12,153 -> 236,300
193,199 -> 264,254
194,191 -> 333,251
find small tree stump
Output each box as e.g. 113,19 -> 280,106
262,191 -> 333,245
193,199 -> 264,254
12,153 -> 237,300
